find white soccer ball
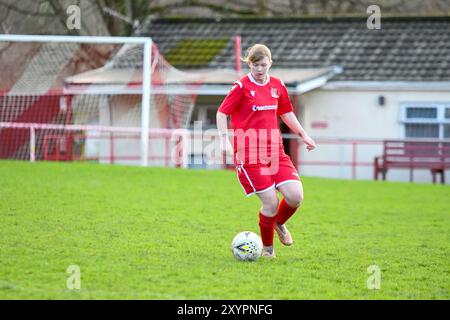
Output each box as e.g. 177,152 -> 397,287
231,231 -> 263,261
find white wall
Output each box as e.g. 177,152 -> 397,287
298,87 -> 450,184
96,86 -> 450,184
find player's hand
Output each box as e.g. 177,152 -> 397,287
302,135 -> 317,152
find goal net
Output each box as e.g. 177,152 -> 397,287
0,35 -> 201,166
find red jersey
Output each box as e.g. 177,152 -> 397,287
218,73 -> 293,165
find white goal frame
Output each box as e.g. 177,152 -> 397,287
0,34 -> 153,166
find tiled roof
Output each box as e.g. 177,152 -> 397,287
140,17 -> 450,81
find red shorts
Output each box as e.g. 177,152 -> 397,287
235,154 -> 300,196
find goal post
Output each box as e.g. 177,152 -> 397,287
141,38 -> 152,167
0,34 -> 152,166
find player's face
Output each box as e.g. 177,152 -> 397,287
249,56 -> 272,83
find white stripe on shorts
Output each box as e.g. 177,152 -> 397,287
276,180 -> 301,189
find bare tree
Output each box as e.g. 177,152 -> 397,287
1,0 -> 449,36
0,0 -> 111,35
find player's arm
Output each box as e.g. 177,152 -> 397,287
280,112 -> 317,152
216,81 -> 243,155
216,111 -> 233,154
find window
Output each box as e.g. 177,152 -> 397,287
444,124 -> 450,139
446,107 -> 450,119
189,104 -> 219,129
406,107 -> 437,119
401,104 -> 450,139
405,123 -> 439,138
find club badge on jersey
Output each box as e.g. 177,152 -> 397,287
271,87 -> 279,98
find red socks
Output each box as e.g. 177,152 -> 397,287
259,212 -> 276,246
276,198 -> 298,225
259,198 -> 299,246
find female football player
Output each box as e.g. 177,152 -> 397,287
216,44 -> 316,258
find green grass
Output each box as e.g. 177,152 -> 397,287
0,160 -> 449,299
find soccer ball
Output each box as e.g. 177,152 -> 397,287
231,231 -> 263,261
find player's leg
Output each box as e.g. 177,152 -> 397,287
278,179 -> 303,212
257,186 -> 279,217
271,154 -> 304,245
256,188 -> 279,258
236,163 -> 278,257
274,180 -> 303,246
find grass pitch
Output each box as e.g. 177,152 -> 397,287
0,160 -> 449,299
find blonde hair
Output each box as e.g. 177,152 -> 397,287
242,44 -> 272,64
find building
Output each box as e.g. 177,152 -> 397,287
45,16 -> 450,183
137,16 -> 450,183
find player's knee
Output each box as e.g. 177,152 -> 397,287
263,198 -> 279,216
285,192 -> 303,208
